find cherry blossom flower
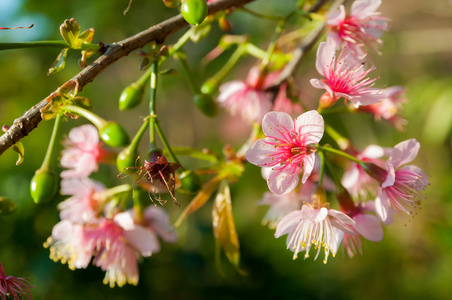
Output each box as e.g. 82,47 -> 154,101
275,204 -> 355,263
245,111 -> 324,195
58,178 -> 106,223
45,212 -> 158,287
0,262 -> 33,300
342,144 -> 389,199
327,0 -> 389,57
364,139 -> 429,222
356,86 -> 408,130
310,41 -> 385,108
216,68 -> 272,123
60,124 -> 114,178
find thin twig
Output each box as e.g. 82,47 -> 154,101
0,0 -> 255,157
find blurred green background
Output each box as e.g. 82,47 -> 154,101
1,0 -> 452,299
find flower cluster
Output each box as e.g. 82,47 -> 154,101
45,125 -> 178,287
243,0 -> 428,262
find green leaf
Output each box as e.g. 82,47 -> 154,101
12,142 -> 25,165
47,48 -> 69,75
212,180 -> 243,271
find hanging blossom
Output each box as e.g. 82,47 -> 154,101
356,86 -> 408,130
60,124 -> 114,178
58,178 -> 106,223
275,203 -> 355,263
0,262 -> 33,300
326,0 -> 389,58
216,67 -> 272,123
44,207 -> 177,288
363,139 -> 429,222
311,41 -> 385,108
245,111 -> 324,195
340,201 -> 384,257
342,144 -> 390,199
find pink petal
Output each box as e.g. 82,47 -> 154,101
144,206 -> 178,243
351,0 -> 381,17
245,139 -> 279,166
315,41 -> 336,76
267,170 -> 300,195
382,160 -> 395,188
261,111 -> 294,139
275,210 -> 302,238
301,153 -> 316,184
375,189 -> 390,222
389,139 -> 420,168
353,213 -> 383,241
342,165 -> 359,189
294,110 -> 324,144
217,81 -> 246,103
124,227 -> 160,256
301,205 -> 328,223
327,5 -> 346,26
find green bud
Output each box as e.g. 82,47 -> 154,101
0,197 -> 17,215
181,0 -> 208,26
99,121 -> 130,147
194,93 -> 217,117
119,83 -> 145,111
179,170 -> 202,194
117,146 -> 139,174
30,170 -> 58,204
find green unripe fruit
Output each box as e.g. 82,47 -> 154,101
119,83 -> 145,111
181,0 -> 208,26
0,197 -> 17,215
30,170 -> 58,204
194,93 -> 217,117
179,170 -> 202,194
200,79 -> 217,96
99,121 -> 130,147
117,146 -> 139,174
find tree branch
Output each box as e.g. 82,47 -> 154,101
0,0 -> 255,157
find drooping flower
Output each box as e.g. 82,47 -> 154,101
0,262 -> 33,300
245,111 -> 324,195
356,86 -> 408,130
45,212 -> 158,288
342,144 -> 389,199
326,0 -> 389,57
310,41 -> 385,108
364,139 -> 429,222
275,204 -> 355,263
58,178 -> 106,223
60,124 -> 114,178
216,67 -> 272,123
340,201 -> 384,257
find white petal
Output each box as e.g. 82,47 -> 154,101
245,139 -> 279,167
275,210 -> 302,238
389,139 -> 420,168
301,153 -> 316,184
294,110 -> 324,144
267,170 -> 299,195
261,111 -> 294,139
351,0 -> 381,17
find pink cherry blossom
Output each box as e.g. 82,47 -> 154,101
357,86 -> 408,130
45,212 -> 158,287
245,111 -> 324,195
60,124 -> 114,178
58,178 -> 106,223
342,144 -> 389,199
365,139 -> 429,222
275,204 -> 355,263
327,0 -> 389,57
310,41 -> 385,108
0,262 -> 33,300
216,68 -> 272,123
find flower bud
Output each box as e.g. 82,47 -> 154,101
194,93 -> 218,117
0,197 -> 17,215
99,121 -> 130,147
218,16 -> 232,32
30,170 -> 58,204
181,0 -> 208,26
179,170 -> 202,193
117,146 -> 139,174
119,83 -> 145,111
201,79 -> 217,96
